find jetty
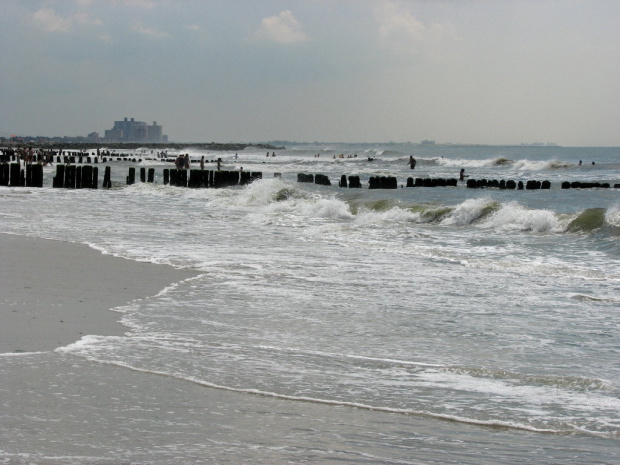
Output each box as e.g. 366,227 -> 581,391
1,159 -> 618,191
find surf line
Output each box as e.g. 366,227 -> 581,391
63,355 -> 572,436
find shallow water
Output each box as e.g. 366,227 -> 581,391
1,143 -> 619,463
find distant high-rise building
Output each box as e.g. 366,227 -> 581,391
148,121 -> 163,142
102,117 -> 167,142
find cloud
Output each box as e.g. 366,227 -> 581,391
32,7 -> 102,32
255,10 -> 308,44
33,7 -> 73,32
132,22 -> 170,38
374,1 -> 458,58
109,0 -> 157,7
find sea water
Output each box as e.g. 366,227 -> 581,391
0,143 -> 619,464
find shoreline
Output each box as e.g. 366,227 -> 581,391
0,233 -> 199,353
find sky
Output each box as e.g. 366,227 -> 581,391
1,0 -> 619,146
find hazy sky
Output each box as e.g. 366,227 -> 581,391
1,0 -> 619,146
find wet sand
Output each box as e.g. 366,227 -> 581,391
0,233 -> 198,353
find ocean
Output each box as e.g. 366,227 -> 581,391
1,143 -> 619,464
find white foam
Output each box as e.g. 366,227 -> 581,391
480,202 -> 561,233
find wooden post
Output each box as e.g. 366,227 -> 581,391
80,165 -> 92,189
25,164 -> 33,187
230,170 -> 240,186
163,169 -> 170,185
103,166 -> 111,189
140,167 -> 146,183
127,167 -> 136,185
92,166 -> 98,189
53,165 -> 65,188
148,168 -> 155,183
348,176 -> 361,188
240,171 -> 251,185
32,164 -> 43,187
0,163 -> 9,186
9,163 -> 20,187
177,169 -> 187,187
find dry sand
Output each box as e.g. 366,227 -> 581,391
0,233 -> 198,353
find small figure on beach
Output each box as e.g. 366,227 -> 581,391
184,154 -> 190,169
174,154 -> 184,169
408,156 -> 417,170
459,168 -> 468,181
217,158 -> 222,171
200,156 -> 205,170
579,160 -> 582,165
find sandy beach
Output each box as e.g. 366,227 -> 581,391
0,233 -> 199,353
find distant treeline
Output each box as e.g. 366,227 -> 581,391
1,142 -> 285,151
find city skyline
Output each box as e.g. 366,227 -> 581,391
1,1 -> 619,147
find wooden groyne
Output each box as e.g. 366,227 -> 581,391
0,163 -> 44,187
1,164 -> 619,190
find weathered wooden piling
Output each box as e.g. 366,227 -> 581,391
140,167 -> 146,183
297,173 -> 314,183
177,169 -> 187,187
103,166 -> 111,189
80,165 -> 94,189
368,176 -> 397,189
24,164 -> 43,187
240,171 -> 251,185
315,174 -> 331,186
25,164 -> 32,187
339,175 -> 348,188
127,167 -> 136,185
9,163 -> 22,187
163,168 -> 170,185
0,163 -> 9,186
348,176 -> 361,188
61,165 -> 75,188
53,165 -> 64,188
76,166 -> 83,189
188,169 -> 207,188
148,168 -> 155,183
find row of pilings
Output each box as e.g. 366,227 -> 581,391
0,163 -> 44,187
161,168 -> 263,188
1,154 -> 147,165
2,163 -> 620,190
466,178 -> 618,189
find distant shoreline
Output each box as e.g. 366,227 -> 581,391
1,142 -> 285,151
